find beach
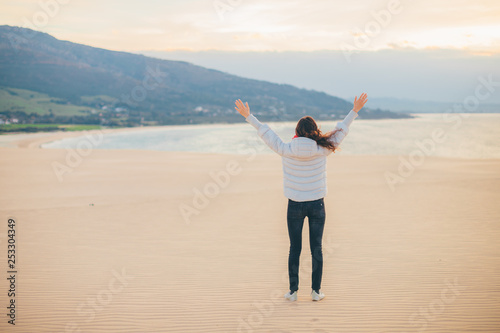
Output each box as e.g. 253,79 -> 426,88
1,130 -> 499,332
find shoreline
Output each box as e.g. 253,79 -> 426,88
1,130 -> 499,162
0,112 -> 429,148
1,113 -> 499,162
0,125 -> 172,149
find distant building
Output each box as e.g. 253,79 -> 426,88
195,106 -> 209,113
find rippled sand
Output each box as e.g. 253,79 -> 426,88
0,133 -> 499,332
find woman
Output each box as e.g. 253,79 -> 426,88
234,93 -> 368,302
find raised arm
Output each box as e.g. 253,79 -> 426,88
330,93 -> 368,147
235,99 -> 290,156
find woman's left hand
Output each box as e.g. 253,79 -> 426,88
235,99 -> 250,118
353,93 -> 368,113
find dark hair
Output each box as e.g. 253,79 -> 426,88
295,116 -> 341,152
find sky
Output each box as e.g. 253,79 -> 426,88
1,0 -> 499,104
1,0 -> 499,53
141,49 -> 500,104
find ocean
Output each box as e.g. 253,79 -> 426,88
41,113 -> 500,159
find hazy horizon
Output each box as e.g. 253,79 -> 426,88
137,48 -> 500,105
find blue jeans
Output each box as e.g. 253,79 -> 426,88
287,198 -> 325,292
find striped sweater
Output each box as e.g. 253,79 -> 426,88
245,110 -> 358,202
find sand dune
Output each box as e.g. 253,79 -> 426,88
0,131 -> 499,332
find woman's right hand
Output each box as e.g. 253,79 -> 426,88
353,93 -> 368,113
235,99 -> 250,118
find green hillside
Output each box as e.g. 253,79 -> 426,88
0,86 -> 95,116
0,25 -> 412,129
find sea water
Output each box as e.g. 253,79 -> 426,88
42,113 -> 500,159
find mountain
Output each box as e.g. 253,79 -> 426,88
0,25 -> 412,126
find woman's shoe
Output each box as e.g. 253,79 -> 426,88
311,290 -> 325,301
284,291 -> 297,301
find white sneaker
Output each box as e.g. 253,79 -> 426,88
311,290 -> 325,301
284,291 -> 297,301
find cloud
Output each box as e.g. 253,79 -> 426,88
0,0 -> 499,52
